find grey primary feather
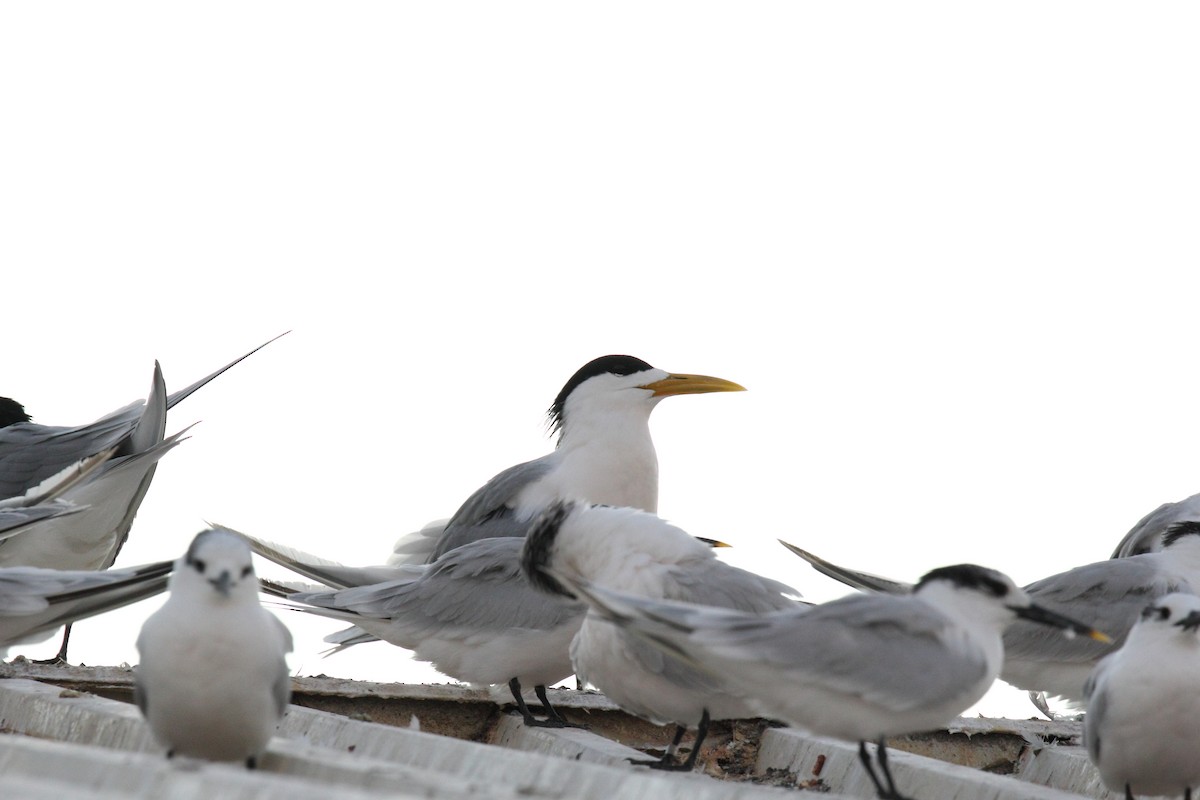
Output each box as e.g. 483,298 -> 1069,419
218,524 -> 408,590
290,537 -> 583,638
0,504 -> 87,542
0,559 -> 173,646
428,458 -> 557,561
778,541 -> 911,594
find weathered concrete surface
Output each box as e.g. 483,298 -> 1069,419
755,727 -> 1091,799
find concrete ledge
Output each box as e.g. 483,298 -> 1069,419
1016,744 -> 1117,799
0,733 -> 399,800
756,727 -> 1088,799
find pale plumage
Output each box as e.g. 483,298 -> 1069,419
240,528 -> 585,727
559,562 -> 1104,798
784,523 -> 1200,708
387,354 -> 745,566
521,501 -> 800,770
135,529 -> 292,766
1085,592 -> 1200,800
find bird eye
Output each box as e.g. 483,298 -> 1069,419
190,558 -> 207,574
1159,607 -> 1172,620
241,565 -> 253,578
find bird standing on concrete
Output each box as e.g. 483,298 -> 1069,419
1084,592 -> 1200,800
557,562 -> 1106,799
135,529 -> 292,767
521,501 -> 801,770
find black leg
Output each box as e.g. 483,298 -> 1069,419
859,739 -> 914,800
675,709 -> 710,772
1125,785 -> 1134,800
875,737 -> 910,799
858,741 -> 890,798
1183,787 -> 1190,800
631,710 -> 710,772
245,755 -> 258,770
508,678 -> 569,728
535,684 -> 588,729
33,625 -> 72,665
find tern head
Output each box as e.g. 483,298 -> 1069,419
0,398 -> 31,427
1138,592 -> 1200,635
173,528 -> 259,602
547,355 -> 745,441
915,564 -> 1111,642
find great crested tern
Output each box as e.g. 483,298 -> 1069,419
783,523 -> 1200,711
521,501 -> 801,770
557,563 -> 1105,799
387,354 -> 745,565
1084,592 -> 1200,800
0,333 -> 286,661
135,529 -> 292,767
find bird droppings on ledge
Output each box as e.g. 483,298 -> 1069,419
0,662 -> 1118,799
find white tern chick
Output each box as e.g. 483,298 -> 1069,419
1085,592 -> 1200,800
135,529 -> 292,767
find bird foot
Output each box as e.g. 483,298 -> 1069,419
627,754 -> 695,772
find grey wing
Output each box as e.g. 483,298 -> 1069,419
295,538 -> 584,644
1111,494 -> 1200,558
1004,558 -> 1187,662
666,559 -> 801,613
0,560 -> 172,646
0,409 -> 143,500
687,595 -> 987,712
430,457 -> 557,561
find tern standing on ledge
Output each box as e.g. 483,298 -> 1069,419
136,529 -> 293,767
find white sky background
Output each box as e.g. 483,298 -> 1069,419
3,3 -> 1199,719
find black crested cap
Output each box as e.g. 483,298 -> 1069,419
1163,521 -> 1200,549
0,398 -> 31,427
915,564 -> 1009,597
520,500 -> 578,598
547,355 -> 656,436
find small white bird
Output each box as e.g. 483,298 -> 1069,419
783,522 -> 1200,711
135,529 -> 293,767
0,559 -> 172,655
1084,592 -> 1200,800
521,501 -> 801,771
387,354 -> 745,565
244,531 -> 586,728
559,562 -> 1106,799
